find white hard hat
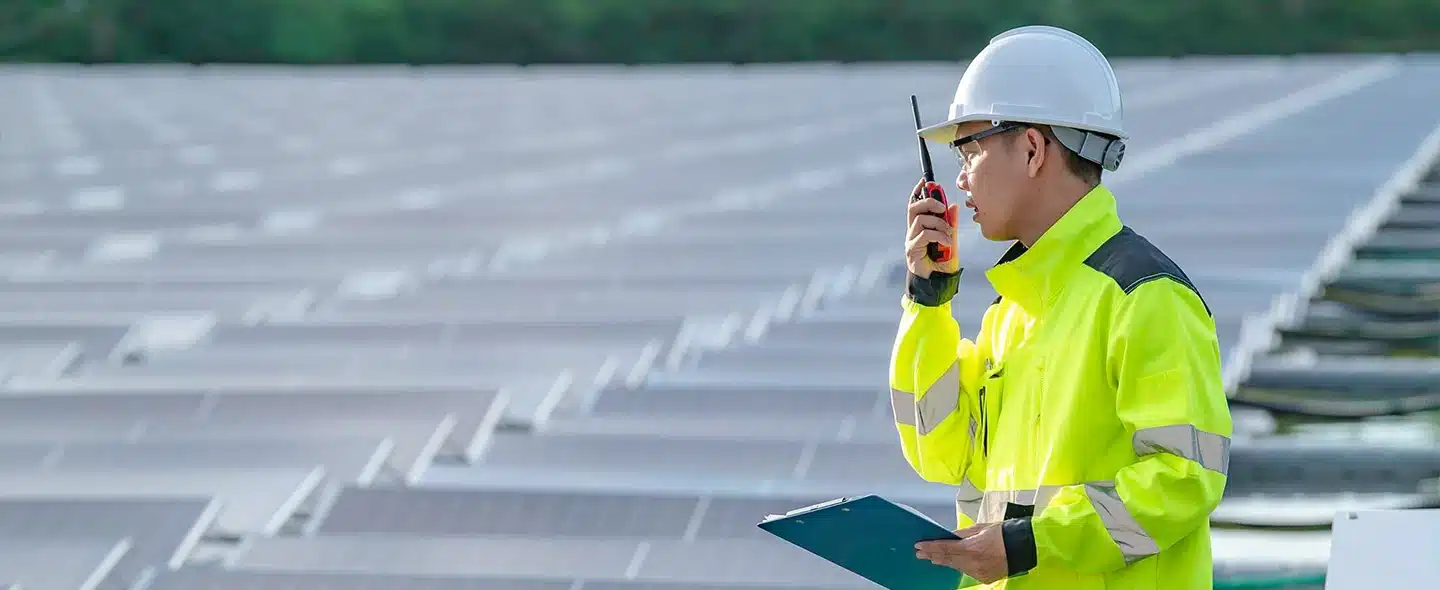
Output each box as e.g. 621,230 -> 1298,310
918,25 -> 1128,171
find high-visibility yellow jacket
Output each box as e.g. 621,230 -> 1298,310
889,184 -> 1232,589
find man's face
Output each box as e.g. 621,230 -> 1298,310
951,120 -> 1035,242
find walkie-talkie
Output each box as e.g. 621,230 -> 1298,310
910,95 -> 955,263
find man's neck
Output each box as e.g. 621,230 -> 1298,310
1014,179 -> 1097,248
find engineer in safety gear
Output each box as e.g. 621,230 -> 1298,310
892,25 -> 1233,589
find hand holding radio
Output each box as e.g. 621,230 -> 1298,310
906,180 -> 960,278
906,96 -> 960,278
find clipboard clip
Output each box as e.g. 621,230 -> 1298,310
763,496 -> 852,521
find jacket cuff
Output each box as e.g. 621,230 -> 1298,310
1001,517 -> 1038,576
905,269 -> 961,307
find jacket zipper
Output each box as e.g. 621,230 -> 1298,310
979,385 -> 988,456
980,366 -> 1000,457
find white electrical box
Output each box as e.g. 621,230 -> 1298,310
1325,508 -> 1440,589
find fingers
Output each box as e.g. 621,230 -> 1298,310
907,191 -> 945,224
907,211 -> 954,253
907,229 -> 953,256
909,211 -> 952,235
915,539 -> 970,568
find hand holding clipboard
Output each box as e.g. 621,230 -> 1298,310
757,495 -> 975,590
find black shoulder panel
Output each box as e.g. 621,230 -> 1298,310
1083,227 -> 1211,316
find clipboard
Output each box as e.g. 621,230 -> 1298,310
756,494 -> 967,590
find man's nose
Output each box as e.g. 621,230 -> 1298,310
956,170 -> 970,192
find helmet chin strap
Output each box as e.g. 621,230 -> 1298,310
1049,126 -> 1126,172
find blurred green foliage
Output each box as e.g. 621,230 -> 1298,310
2,0 -> 1438,64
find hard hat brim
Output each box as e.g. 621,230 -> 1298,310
916,117 -> 970,145
918,113 -> 1128,144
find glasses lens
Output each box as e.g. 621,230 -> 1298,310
951,142 -> 982,169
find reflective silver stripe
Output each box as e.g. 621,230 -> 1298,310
975,484 -> 1076,523
1133,424 -> 1230,475
971,481 -> 1160,561
955,477 -> 983,522
1085,483 -> 1161,564
890,388 -> 912,426
889,361 -> 962,435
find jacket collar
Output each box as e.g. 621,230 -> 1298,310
984,183 -> 1123,314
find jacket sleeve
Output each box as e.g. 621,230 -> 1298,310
889,270 -> 991,525
1023,277 -> 1232,575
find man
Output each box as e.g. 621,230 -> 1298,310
890,25 -> 1233,589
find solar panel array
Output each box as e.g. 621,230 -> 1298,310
0,54 -> 1438,590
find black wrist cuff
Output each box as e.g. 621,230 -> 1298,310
906,269 -> 961,307
1001,517 -> 1038,577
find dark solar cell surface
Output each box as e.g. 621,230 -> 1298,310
0,497 -> 215,570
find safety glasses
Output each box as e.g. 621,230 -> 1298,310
949,121 -> 1029,168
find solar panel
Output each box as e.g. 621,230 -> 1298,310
0,497 -> 218,571
488,265 -> 818,283
0,467 -> 324,535
205,317 -> 684,348
148,571 -> 881,590
314,486 -> 699,537
326,288 -> 781,319
752,317 -> 899,348
0,392 -> 203,421
691,348 -> 891,377
0,342 -> 81,379
535,413 -> 896,443
1212,492 -> 1436,528
1224,439 -> 1440,496
231,535 -> 639,580
1234,357 -> 1440,417
78,357 -> 582,389
587,382 -> 885,416
32,437 -> 395,485
124,345 -> 619,373
0,536 -> 130,590
0,386 -> 507,461
0,324 -> 130,355
0,290 -> 298,317
477,432 -> 807,480
229,535 -> 868,587
801,440 -> 920,485
131,416 -> 456,483
643,365 -> 886,391
581,583 -> 848,590
556,247 -> 880,277
0,418 -> 146,442
0,415 -> 452,481
199,388 -> 506,461
0,442 -> 54,468
424,276 -> 794,301
426,274 -> 799,296
146,569 -> 562,590
634,537 -> 871,587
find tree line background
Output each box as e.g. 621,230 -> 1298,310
2,0 -> 1437,65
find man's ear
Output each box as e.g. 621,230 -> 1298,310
1025,128 -> 1046,178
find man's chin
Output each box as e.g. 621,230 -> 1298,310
978,225 -> 1011,242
